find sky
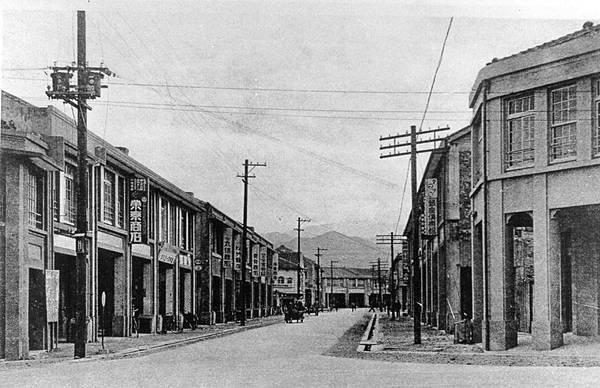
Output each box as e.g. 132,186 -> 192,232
1,0 -> 598,242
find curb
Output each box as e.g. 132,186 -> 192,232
1,317 -> 283,369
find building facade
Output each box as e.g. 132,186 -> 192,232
0,91 -> 275,360
469,22 -> 600,350
321,266 -> 385,308
404,127 -> 472,332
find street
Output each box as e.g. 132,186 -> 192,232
1,310 -> 600,387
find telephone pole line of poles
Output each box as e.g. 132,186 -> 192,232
376,232 -> 405,320
237,159 -> 266,326
379,124 -> 450,344
329,260 -> 339,308
370,259 -> 388,312
46,10 -> 113,358
294,217 -> 310,300
314,247 -> 327,315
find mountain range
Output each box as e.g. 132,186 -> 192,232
263,229 -> 388,269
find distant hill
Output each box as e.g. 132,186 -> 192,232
266,230 -> 386,268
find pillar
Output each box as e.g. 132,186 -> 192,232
4,161 -> 29,360
485,180 -> 518,350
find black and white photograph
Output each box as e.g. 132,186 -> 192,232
1,0 -> 600,386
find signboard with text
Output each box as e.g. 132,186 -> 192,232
234,235 -> 241,271
129,177 -> 149,244
259,246 -> 267,276
223,229 -> 232,268
251,244 -> 259,277
423,178 -> 438,236
272,252 -> 278,276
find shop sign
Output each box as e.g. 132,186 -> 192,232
252,244 -> 259,277
223,230 -> 232,268
158,249 -> 177,265
129,177 -> 149,244
259,246 -> 267,276
45,270 -> 60,323
272,253 -> 278,276
423,178 -> 438,236
194,257 -> 202,270
234,235 -> 241,270
179,254 -> 191,268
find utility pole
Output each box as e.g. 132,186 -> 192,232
376,233 -> 406,320
314,247 -> 327,316
294,217 -> 310,301
379,124 -> 449,344
329,260 -> 338,308
46,10 -> 112,359
237,159 -> 266,326
378,258 -> 382,311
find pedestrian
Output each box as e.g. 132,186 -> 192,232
368,302 -> 375,313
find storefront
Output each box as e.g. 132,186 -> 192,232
132,243 -> 153,333
157,246 -> 177,331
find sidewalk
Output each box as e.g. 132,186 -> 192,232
1,315 -> 284,369
367,313 -> 600,366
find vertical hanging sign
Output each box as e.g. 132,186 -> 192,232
272,252 -> 278,276
234,234 -> 241,270
223,228 -> 232,268
424,178 -> 438,236
129,176 -> 149,244
259,246 -> 267,277
252,244 -> 259,277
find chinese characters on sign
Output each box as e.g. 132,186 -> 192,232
129,177 -> 149,244
252,244 -> 259,277
423,178 -> 438,236
234,235 -> 241,270
223,229 -> 232,268
272,253 -> 278,276
259,246 -> 267,276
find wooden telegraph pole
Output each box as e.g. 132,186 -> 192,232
314,247 -> 327,315
237,159 -> 266,326
46,10 -> 112,358
379,125 -> 449,344
376,232 -> 405,320
294,217 -> 310,300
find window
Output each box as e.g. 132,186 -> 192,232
505,95 -> 535,168
187,213 -> 194,249
170,203 -> 177,245
28,169 -> 44,229
148,191 -> 155,239
160,198 -> 168,242
287,277 -> 293,284
117,176 -> 125,227
52,171 -> 60,222
64,164 -> 76,224
180,210 -> 187,249
593,80 -> 600,157
277,276 -> 285,285
549,85 -> 577,161
103,170 -> 115,224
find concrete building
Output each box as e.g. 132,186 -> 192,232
273,245 -> 306,307
404,127 -> 472,332
469,22 -> 600,350
321,266 -> 386,308
0,91 -> 275,360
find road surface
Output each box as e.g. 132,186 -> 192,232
2,309 -> 600,387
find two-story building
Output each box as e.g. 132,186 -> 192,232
469,22 -> 600,350
0,91 -> 276,360
403,126 -> 472,332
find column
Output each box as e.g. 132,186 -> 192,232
3,161 -> 29,360
532,176 -> 563,349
